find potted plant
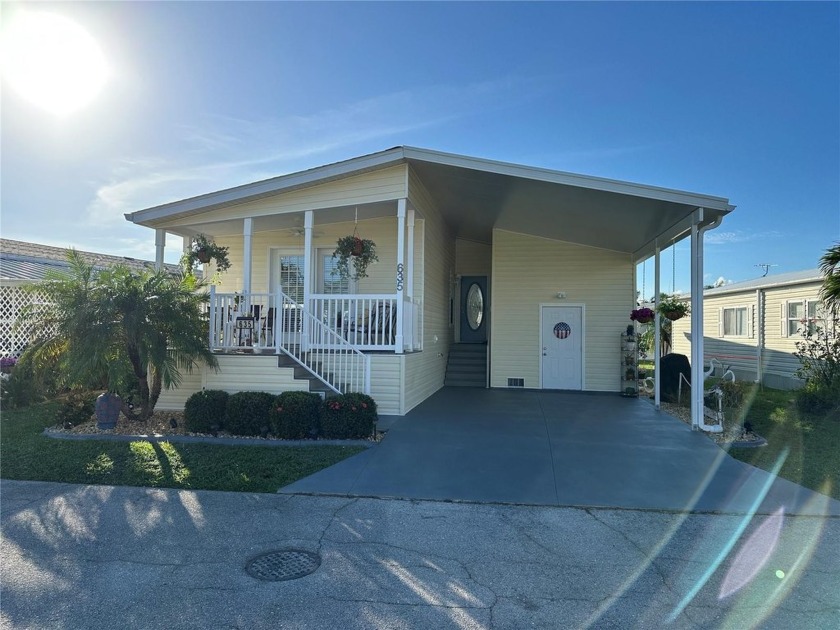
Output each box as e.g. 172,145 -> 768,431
657,294 -> 690,321
333,234 -> 379,280
182,234 -> 231,274
630,307 -> 655,324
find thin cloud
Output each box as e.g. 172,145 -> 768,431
705,230 -> 782,245
87,77 -> 546,225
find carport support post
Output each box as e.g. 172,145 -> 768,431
689,209 -> 705,430
654,241 -> 661,409
154,229 -> 166,271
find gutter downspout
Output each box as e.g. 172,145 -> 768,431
756,289 -> 764,386
692,211 -> 725,433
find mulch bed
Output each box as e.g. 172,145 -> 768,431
659,401 -> 766,447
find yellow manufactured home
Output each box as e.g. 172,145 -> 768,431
671,269 -> 827,389
127,147 -> 733,421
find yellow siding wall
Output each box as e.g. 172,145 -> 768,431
157,166 -> 408,228
671,280 -> 823,388
491,230 -> 633,391
402,167 -> 456,411
455,239 -> 491,276
213,217 -> 402,295
156,354 -> 403,414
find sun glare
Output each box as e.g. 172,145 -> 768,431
1,11 -> 109,116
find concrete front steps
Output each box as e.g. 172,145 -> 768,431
444,343 -> 487,387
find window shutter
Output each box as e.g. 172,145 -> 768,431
718,308 -> 724,337
781,302 -> 788,338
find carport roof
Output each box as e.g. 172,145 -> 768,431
125,146 -> 734,258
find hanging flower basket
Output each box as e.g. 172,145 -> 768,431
181,233 -> 231,274
657,294 -> 690,321
630,307 -> 655,324
333,234 -> 378,280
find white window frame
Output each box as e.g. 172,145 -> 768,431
782,298 -> 825,337
719,305 -> 752,338
317,249 -> 357,295
269,248 -> 306,304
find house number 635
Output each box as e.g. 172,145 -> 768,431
396,263 -> 404,291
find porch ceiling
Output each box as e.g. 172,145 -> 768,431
126,146 -> 733,260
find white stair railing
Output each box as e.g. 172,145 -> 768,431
275,290 -> 370,395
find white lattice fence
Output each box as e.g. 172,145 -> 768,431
0,284 -> 55,357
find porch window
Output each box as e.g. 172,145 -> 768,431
321,253 -> 352,295
279,255 -> 305,303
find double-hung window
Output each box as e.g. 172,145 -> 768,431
784,299 -> 824,337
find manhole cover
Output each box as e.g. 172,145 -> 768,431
245,549 -> 321,582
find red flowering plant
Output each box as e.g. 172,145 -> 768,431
630,307 -> 655,324
320,392 -> 378,439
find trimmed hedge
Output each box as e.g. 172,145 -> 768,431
270,391 -> 322,439
225,391 -> 275,437
184,389 -> 229,433
320,392 -> 377,439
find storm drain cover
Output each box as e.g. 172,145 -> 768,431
245,549 -> 321,582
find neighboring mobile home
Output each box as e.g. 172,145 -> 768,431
126,146 -> 734,417
0,238 -> 178,358
671,269 -> 828,390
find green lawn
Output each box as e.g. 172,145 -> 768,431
0,402 -> 365,493
727,388 -> 840,501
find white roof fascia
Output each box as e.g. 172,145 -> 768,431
125,147 -> 407,225
701,272 -> 824,297
402,146 -> 732,211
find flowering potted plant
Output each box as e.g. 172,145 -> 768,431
657,294 -> 690,321
0,356 -> 17,374
332,234 -> 378,280
181,234 -> 231,274
630,307 -> 655,324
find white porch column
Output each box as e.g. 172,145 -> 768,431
242,218 -> 253,297
154,229 -> 166,271
301,210 -> 314,351
654,241 -> 661,409
406,207 -> 415,350
690,209 -> 705,430
395,198 -> 406,353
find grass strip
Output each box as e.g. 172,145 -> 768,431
1,402 -> 365,493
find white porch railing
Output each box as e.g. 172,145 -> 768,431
309,294 -> 398,351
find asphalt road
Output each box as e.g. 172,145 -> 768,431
2,480 -> 838,629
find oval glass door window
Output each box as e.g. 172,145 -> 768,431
466,283 -> 484,330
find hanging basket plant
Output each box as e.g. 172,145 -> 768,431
630,307 -> 655,325
181,234 -> 231,275
333,233 -> 378,280
657,294 -> 690,321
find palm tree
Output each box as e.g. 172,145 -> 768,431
24,250 -> 217,421
820,243 -> 840,315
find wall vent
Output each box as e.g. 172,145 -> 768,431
507,378 -> 525,388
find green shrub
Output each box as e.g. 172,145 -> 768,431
184,389 -> 229,433
0,362 -> 42,410
269,391 -> 322,439
320,392 -> 377,439
796,382 -> 840,416
225,391 -> 275,437
55,390 -> 96,427
718,380 -> 754,409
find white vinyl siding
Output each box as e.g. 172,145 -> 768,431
490,229 -> 632,391
673,280 -> 825,389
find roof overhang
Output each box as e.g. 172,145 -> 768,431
125,146 -> 733,257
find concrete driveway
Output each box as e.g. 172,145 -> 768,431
282,388 -> 840,516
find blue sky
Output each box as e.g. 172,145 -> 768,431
2,1 -> 838,294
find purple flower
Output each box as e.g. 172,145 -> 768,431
630,308 -> 655,322
0,356 -> 18,369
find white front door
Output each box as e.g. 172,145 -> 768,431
541,305 -> 583,390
